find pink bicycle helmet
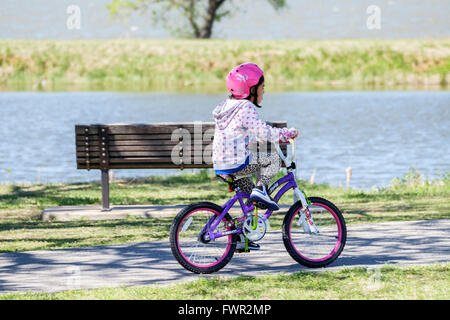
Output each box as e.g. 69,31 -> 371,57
227,63 -> 264,104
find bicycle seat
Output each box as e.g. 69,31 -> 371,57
216,174 -> 234,183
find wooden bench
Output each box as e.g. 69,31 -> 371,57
75,122 -> 287,211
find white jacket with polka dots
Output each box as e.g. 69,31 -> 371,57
212,98 -> 296,173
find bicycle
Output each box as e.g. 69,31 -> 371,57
169,139 -> 347,274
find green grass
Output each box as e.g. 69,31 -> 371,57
1,39 -> 449,91
1,263 -> 448,300
0,168 -> 449,253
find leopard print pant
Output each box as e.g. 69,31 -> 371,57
232,152 -> 281,194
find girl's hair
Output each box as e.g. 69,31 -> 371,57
229,75 -> 264,100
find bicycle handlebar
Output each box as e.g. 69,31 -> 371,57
274,139 -> 295,167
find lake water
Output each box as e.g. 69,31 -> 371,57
0,90 -> 449,189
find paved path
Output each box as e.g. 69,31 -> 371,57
0,219 -> 449,293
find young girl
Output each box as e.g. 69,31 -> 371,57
212,62 -> 298,214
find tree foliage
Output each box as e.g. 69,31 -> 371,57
107,0 -> 286,38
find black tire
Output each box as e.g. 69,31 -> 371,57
282,197 -> 346,268
170,202 -> 237,274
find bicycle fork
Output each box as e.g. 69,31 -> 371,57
293,188 -> 319,234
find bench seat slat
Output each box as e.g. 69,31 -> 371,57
107,140 -> 211,146
78,157 -> 188,164
76,134 -> 214,140
76,145 -> 214,152
77,163 -> 213,170
77,151 -> 207,157
76,139 -> 213,147
76,134 -> 180,141
76,124 -> 215,135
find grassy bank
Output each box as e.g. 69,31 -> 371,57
1,264 -> 448,300
0,39 -> 449,91
0,168 -> 448,253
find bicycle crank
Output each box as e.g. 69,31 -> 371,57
242,214 -> 269,241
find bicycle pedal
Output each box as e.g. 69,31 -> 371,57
235,249 -> 251,253
253,201 -> 268,210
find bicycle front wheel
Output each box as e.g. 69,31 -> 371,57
170,202 -> 237,274
282,197 -> 346,268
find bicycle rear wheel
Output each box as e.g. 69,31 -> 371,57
170,202 -> 237,274
282,197 -> 346,268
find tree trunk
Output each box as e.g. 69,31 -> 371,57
198,0 -> 225,38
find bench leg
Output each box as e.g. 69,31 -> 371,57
101,169 -> 111,211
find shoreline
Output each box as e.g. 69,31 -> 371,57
1,38 -> 449,91
0,81 -> 447,93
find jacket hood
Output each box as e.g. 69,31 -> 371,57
212,99 -> 250,130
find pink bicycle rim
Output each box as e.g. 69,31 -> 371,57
177,208 -> 232,268
289,202 -> 342,262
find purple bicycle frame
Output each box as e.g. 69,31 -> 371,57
204,171 -> 298,241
